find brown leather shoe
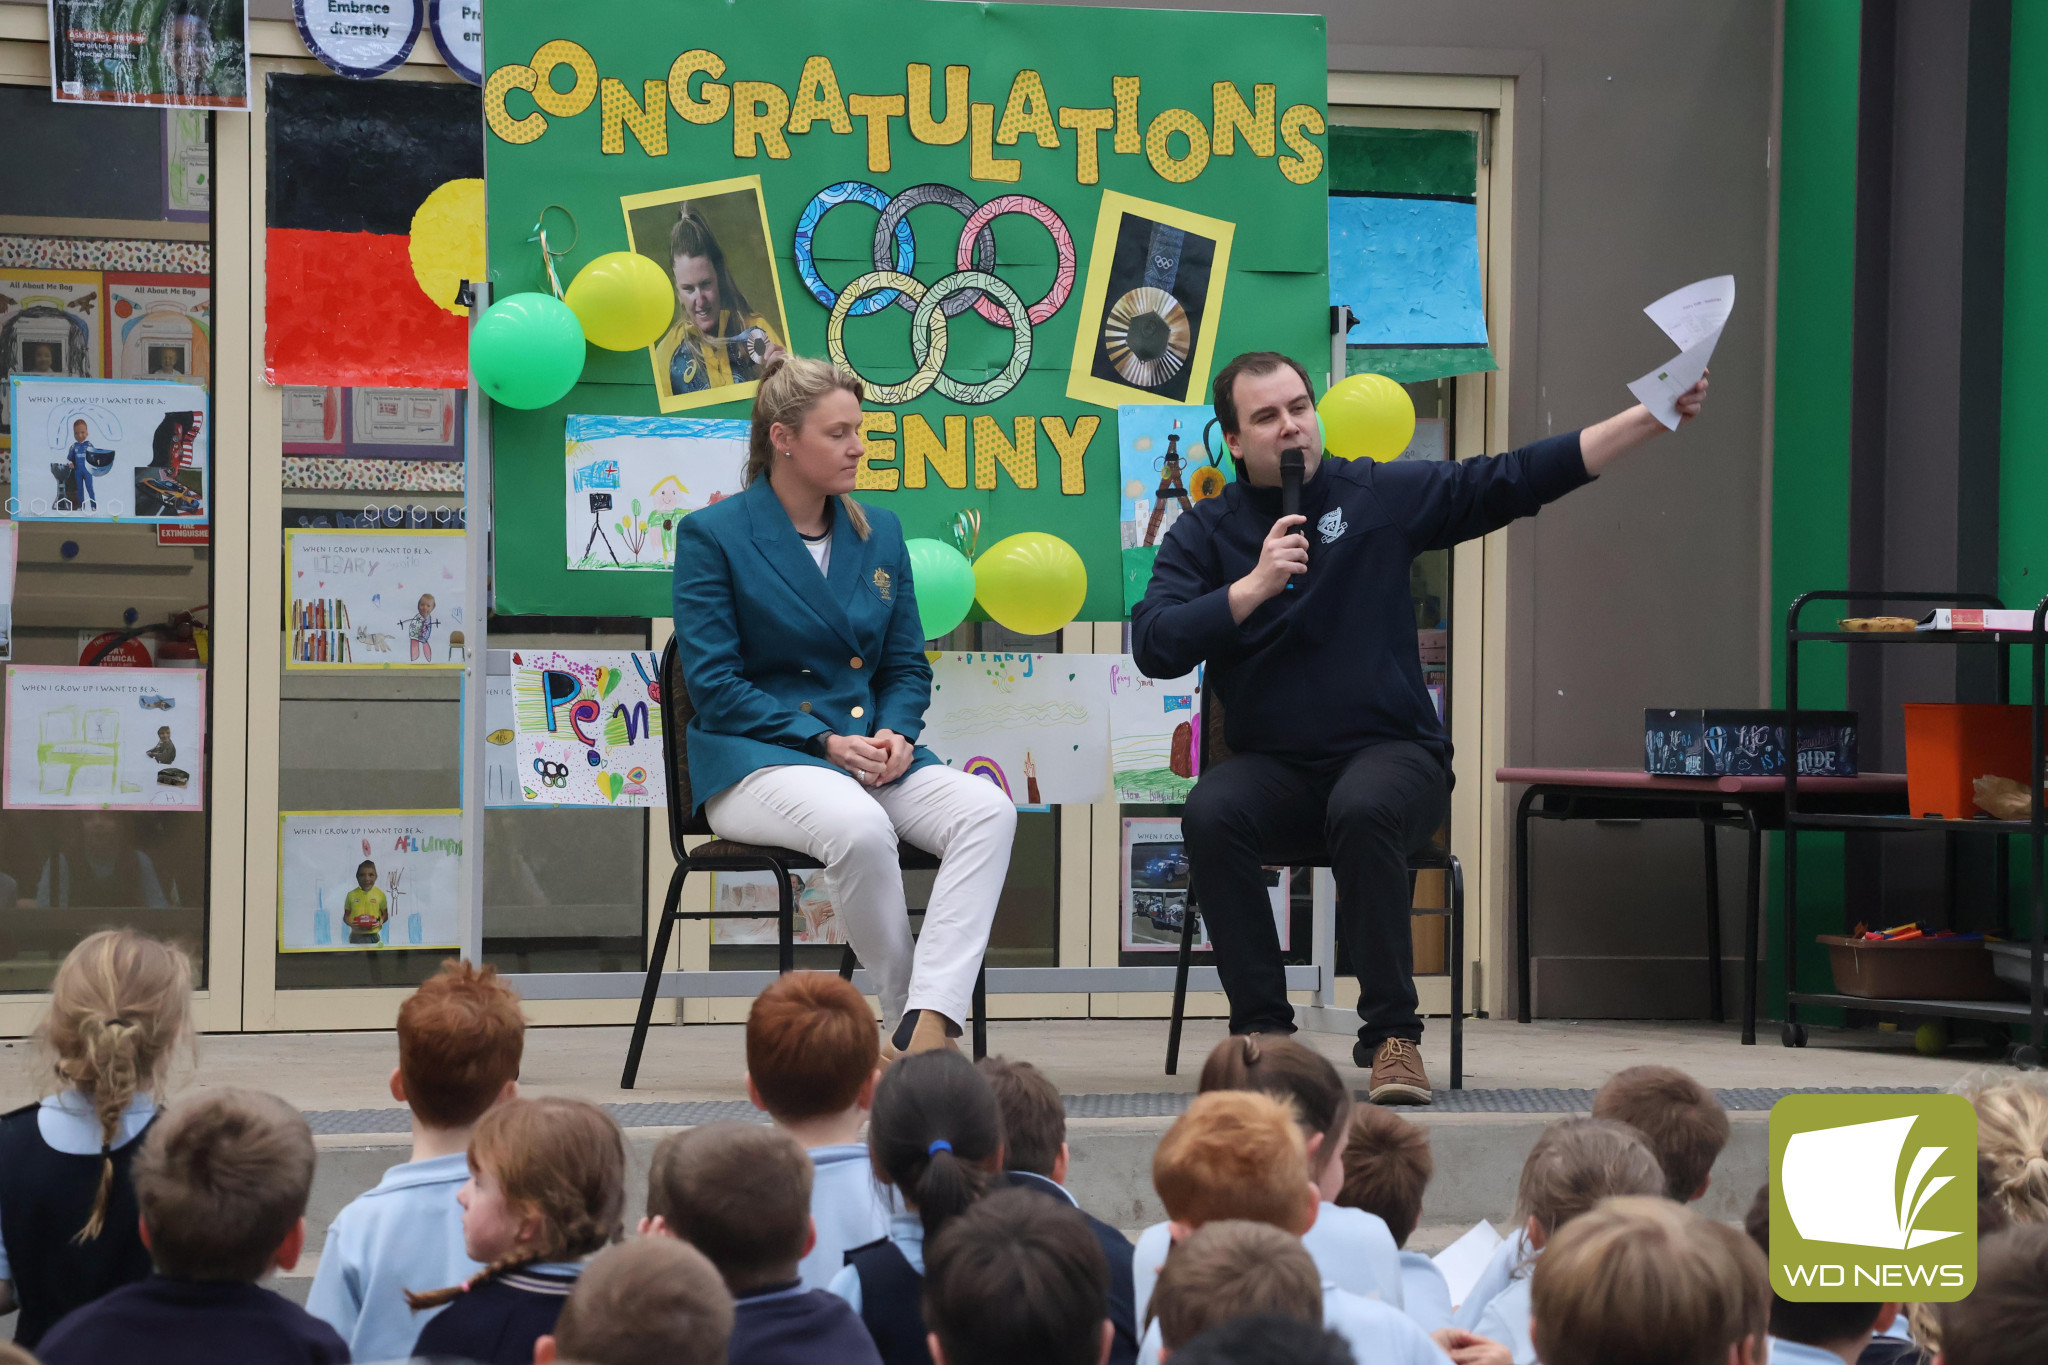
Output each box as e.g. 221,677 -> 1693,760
1367,1038 -> 1432,1105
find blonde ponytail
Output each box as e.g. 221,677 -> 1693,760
745,352 -> 872,540
1961,1071 -> 2048,1224
38,930 -> 194,1241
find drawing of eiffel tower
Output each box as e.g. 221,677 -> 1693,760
1143,425 -> 1195,547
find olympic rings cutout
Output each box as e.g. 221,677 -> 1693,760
795,182 -> 1074,405
825,270 -> 1034,406
956,195 -> 1076,327
872,183 -> 995,317
794,182 -> 914,315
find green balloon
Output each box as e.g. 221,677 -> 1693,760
906,538 -> 977,641
470,292 -> 586,410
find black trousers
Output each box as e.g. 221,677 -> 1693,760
1180,740 -> 1450,1048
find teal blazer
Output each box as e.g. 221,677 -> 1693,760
671,478 -> 939,812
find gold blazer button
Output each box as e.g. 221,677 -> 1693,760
850,656 -> 864,669
799,702 -> 813,713
850,706 -> 865,719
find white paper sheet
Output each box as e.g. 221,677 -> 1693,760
1626,275 -> 1734,430
921,653 -> 1112,806
1433,1218 -> 1505,1310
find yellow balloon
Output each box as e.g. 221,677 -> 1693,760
1317,372 -> 1416,462
564,251 -> 676,351
974,533 -> 1088,637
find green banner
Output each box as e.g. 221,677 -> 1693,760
483,0 -> 1328,621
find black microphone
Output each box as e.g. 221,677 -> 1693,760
1279,447 -> 1305,590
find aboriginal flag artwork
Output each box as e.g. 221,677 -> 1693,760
264,74 -> 483,388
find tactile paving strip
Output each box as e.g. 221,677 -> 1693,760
302,1084 -> 1940,1135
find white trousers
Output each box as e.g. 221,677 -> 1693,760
705,763 -> 1017,1029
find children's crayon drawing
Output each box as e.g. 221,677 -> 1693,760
104,273 -> 211,385
1117,403 -> 1230,613
920,653 -> 1111,807
9,376 -> 209,522
4,664 -> 206,811
1108,657 -> 1200,803
1,269 -> 103,452
283,528 -> 467,669
563,414 -> 749,572
278,811 -> 462,952
509,648 -> 666,808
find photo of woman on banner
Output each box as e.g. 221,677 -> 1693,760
623,177 -> 791,414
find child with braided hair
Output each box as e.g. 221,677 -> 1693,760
410,1095 -> 627,1365
0,929 -> 192,1349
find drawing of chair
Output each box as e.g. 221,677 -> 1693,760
37,707 -> 120,797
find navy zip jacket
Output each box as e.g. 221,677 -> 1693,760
1132,433 -> 1591,762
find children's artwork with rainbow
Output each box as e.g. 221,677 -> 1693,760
278,811 -> 462,953
920,653 -> 1112,807
563,414 -> 749,573
1108,657 -> 1201,803
508,648 -> 667,808
284,528 -> 467,669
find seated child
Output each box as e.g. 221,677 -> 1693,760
1454,1118 -> 1665,1365
646,1121 -> 881,1365
828,1050 -> 1005,1365
1741,1183 -> 1898,1365
1141,1089 -> 1445,1365
979,1055 -> 1138,1364
923,1185 -> 1113,1365
1338,1104 -> 1452,1332
1529,1196 -> 1765,1365
409,1096 -> 626,1365
535,1236 -> 736,1365
747,972 -> 893,1290
1171,1314 -> 1359,1365
1591,1064 -> 1730,1202
1134,1036 -> 1402,1322
309,959 -> 525,1360
0,929 -> 191,1350
1149,1220 -> 1322,1357
1938,1223 -> 2048,1365
36,1088 -> 347,1365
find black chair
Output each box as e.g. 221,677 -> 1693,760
621,638 -> 987,1089
1163,699 -> 1466,1089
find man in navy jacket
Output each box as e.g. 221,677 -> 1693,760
1132,352 -> 1708,1103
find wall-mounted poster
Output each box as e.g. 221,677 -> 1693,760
1121,816 -> 1289,953
9,377 -> 208,522
278,810 -> 462,951
709,867 -> 843,946
1,269 -> 103,452
1108,657 -> 1199,804
1068,192 -> 1235,410
163,109 -> 212,220
921,653 -> 1111,807
507,647 -> 665,807
482,658 -> 523,808
0,521 -> 14,662
563,414 -> 748,573
280,385 -> 344,450
4,664 -> 206,810
622,178 -> 788,415
105,274 -> 211,384
428,0 -> 481,84
50,0 -> 250,109
283,528 -> 467,669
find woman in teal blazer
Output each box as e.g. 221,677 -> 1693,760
671,355 -> 1016,1055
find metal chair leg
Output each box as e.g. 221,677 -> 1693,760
622,864 -> 689,1090
1702,819 -> 1725,1022
1448,856 -> 1465,1091
1165,895 -> 1200,1075
972,966 -> 988,1061
776,864 -> 795,977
